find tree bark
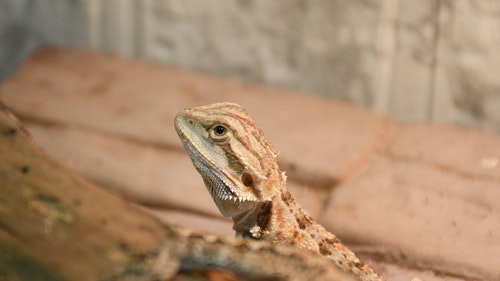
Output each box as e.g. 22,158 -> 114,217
0,102 -> 183,280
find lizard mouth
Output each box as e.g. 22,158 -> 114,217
175,115 -> 259,215
179,134 -> 258,217
178,134 -> 252,202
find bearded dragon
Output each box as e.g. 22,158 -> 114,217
174,102 -> 383,281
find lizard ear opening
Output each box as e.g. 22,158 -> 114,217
241,172 -> 254,187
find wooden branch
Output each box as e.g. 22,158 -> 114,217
0,102 -> 183,280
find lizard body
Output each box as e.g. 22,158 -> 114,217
175,102 -> 383,281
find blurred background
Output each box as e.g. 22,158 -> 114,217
0,0 -> 499,134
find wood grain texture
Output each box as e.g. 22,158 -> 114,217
0,102 -> 181,280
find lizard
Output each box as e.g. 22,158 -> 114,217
174,102 -> 384,281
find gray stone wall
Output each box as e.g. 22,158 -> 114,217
0,0 -> 499,134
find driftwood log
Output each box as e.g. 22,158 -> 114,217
0,103 -> 355,281
0,102 -> 182,280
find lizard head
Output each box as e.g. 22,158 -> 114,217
174,102 -> 285,217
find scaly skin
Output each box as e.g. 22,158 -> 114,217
175,102 -> 383,281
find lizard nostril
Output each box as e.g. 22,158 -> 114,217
241,172 -> 254,187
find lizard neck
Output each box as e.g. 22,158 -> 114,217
232,186 -> 334,251
232,188 -> 382,281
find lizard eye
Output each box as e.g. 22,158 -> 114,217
210,124 -> 230,142
214,125 -> 227,135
